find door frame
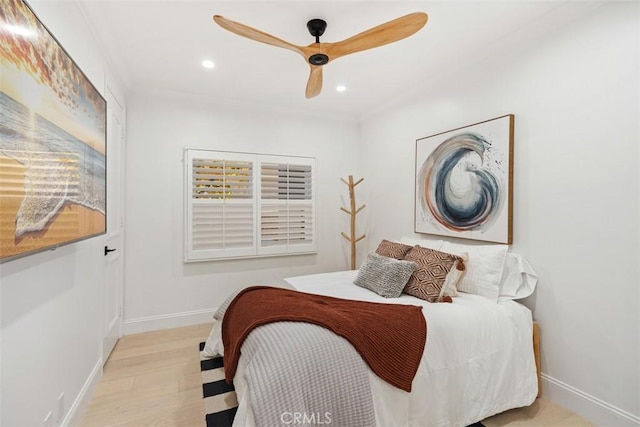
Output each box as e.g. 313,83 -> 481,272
101,82 -> 126,364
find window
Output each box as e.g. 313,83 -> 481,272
185,149 -> 316,261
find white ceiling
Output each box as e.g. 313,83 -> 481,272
79,1 -> 604,121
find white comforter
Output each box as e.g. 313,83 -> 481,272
206,270 -> 538,427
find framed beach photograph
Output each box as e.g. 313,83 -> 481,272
414,115 -> 514,244
0,0 -> 107,263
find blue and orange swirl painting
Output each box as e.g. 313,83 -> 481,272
417,132 -> 505,236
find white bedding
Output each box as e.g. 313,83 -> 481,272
207,270 -> 538,427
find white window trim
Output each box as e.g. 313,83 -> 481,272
185,149 -> 317,262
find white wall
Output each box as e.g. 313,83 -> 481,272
123,89 -> 362,332
0,1 -> 124,425
359,2 -> 639,425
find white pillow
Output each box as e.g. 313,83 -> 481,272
440,241 -> 508,302
498,252 -> 538,301
398,236 -> 443,250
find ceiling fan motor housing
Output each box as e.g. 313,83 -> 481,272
308,53 -> 329,65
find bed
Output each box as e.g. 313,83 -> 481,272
203,239 -> 540,427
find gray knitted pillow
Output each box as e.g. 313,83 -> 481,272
354,252 -> 417,298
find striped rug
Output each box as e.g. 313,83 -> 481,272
199,342 -> 238,427
199,342 -> 484,427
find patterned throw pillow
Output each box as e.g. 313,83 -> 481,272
375,239 -> 413,260
354,252 -> 417,298
403,245 -> 465,303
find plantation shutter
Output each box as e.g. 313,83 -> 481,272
185,150 -> 256,261
259,156 -> 316,255
185,150 -> 316,262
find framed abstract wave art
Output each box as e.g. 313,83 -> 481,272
414,115 -> 514,244
0,0 -> 107,263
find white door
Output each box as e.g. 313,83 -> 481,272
103,87 -> 125,363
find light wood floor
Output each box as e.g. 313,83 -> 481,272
80,323 -> 212,427
80,323 -> 595,427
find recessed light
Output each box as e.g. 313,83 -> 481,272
336,85 -> 346,92
202,60 -> 215,69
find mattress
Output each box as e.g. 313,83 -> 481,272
208,270 -> 538,427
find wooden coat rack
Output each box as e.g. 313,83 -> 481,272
340,175 -> 366,270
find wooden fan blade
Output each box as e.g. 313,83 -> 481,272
213,15 -> 303,56
326,12 -> 428,60
305,66 -> 323,99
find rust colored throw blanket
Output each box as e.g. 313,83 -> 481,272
222,285 -> 427,392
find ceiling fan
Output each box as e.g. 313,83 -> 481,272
212,12 -> 428,99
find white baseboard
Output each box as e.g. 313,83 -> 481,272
542,374 -> 640,426
61,358 -> 103,427
123,308 -> 216,335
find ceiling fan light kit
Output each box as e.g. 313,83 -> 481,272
213,12 -> 428,99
